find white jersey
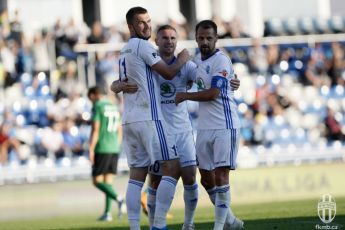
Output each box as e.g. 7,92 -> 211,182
158,59 -> 197,134
119,38 -> 163,124
194,49 -> 240,130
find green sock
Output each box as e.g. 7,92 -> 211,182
105,195 -> 112,213
95,182 -> 118,201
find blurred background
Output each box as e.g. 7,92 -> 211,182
0,0 -> 344,224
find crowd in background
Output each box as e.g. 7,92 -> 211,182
0,10 -> 344,166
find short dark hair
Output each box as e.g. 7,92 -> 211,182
87,86 -> 101,98
195,20 -> 218,35
156,24 -> 177,34
126,6 -> 148,24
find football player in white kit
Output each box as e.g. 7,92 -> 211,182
175,20 -> 244,230
113,24 -> 241,230
117,7 -> 190,230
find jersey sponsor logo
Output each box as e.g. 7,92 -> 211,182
196,77 -> 206,90
160,82 -> 176,98
218,69 -> 228,77
120,49 -> 132,55
161,99 -> 175,104
152,52 -> 158,58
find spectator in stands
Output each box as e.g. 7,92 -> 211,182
62,117 -> 84,157
34,120 -> 65,160
303,52 -> 330,87
106,25 -> 124,44
324,107 -> 345,142
219,17 -> 250,39
266,44 -> 280,75
0,39 -> 17,88
87,21 -> 105,44
0,122 -> 22,164
9,10 -> 23,46
327,42 -> 345,86
56,61 -> 81,98
32,30 -> 51,84
247,38 -> 268,74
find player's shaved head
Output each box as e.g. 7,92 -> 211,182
157,24 -> 177,34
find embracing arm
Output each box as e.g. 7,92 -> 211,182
175,87 -> 220,105
110,79 -> 138,94
151,49 -> 190,80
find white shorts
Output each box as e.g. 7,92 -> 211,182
196,129 -> 240,170
123,120 -> 178,168
149,131 -> 197,175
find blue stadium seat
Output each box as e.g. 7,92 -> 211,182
264,18 -> 284,36
298,17 -> 315,35
282,18 -> 301,35
313,17 -> 331,34
328,16 -> 344,33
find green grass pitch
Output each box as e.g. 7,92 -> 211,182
1,163 -> 344,229
0,197 -> 344,230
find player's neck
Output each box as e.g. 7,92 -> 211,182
161,54 -> 175,65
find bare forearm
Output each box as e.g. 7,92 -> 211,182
175,88 -> 220,105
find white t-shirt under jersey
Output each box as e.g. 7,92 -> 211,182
119,38 -> 164,124
194,49 -> 240,130
158,59 -> 197,134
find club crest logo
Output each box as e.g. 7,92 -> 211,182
206,65 -> 210,74
196,77 -> 206,90
160,82 -> 176,98
318,194 -> 336,224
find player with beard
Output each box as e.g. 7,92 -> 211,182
175,20 -> 244,230
118,7 -> 190,230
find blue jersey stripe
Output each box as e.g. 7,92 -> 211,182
221,88 -> 231,129
146,65 -> 158,120
157,120 -> 169,160
154,120 -> 169,160
222,84 -> 233,129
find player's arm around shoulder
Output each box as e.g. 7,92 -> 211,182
175,86 -> 220,105
110,79 -> 138,94
152,49 -> 191,80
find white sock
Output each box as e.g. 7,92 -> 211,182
227,186 -> 236,225
207,187 -> 217,204
153,176 -> 177,228
214,185 -> 230,230
147,186 -> 157,228
183,183 -> 198,225
126,179 -> 144,230
208,186 -> 235,225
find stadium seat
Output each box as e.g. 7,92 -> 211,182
264,18 -> 284,36
283,18 -> 301,35
313,17 -> 331,34
328,16 -> 344,33
298,17 -> 315,35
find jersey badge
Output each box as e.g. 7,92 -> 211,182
206,65 -> 210,74
160,82 -> 176,98
196,77 -> 206,90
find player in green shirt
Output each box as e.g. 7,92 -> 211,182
88,86 -> 123,222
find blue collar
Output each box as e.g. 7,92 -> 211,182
201,49 -> 219,61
